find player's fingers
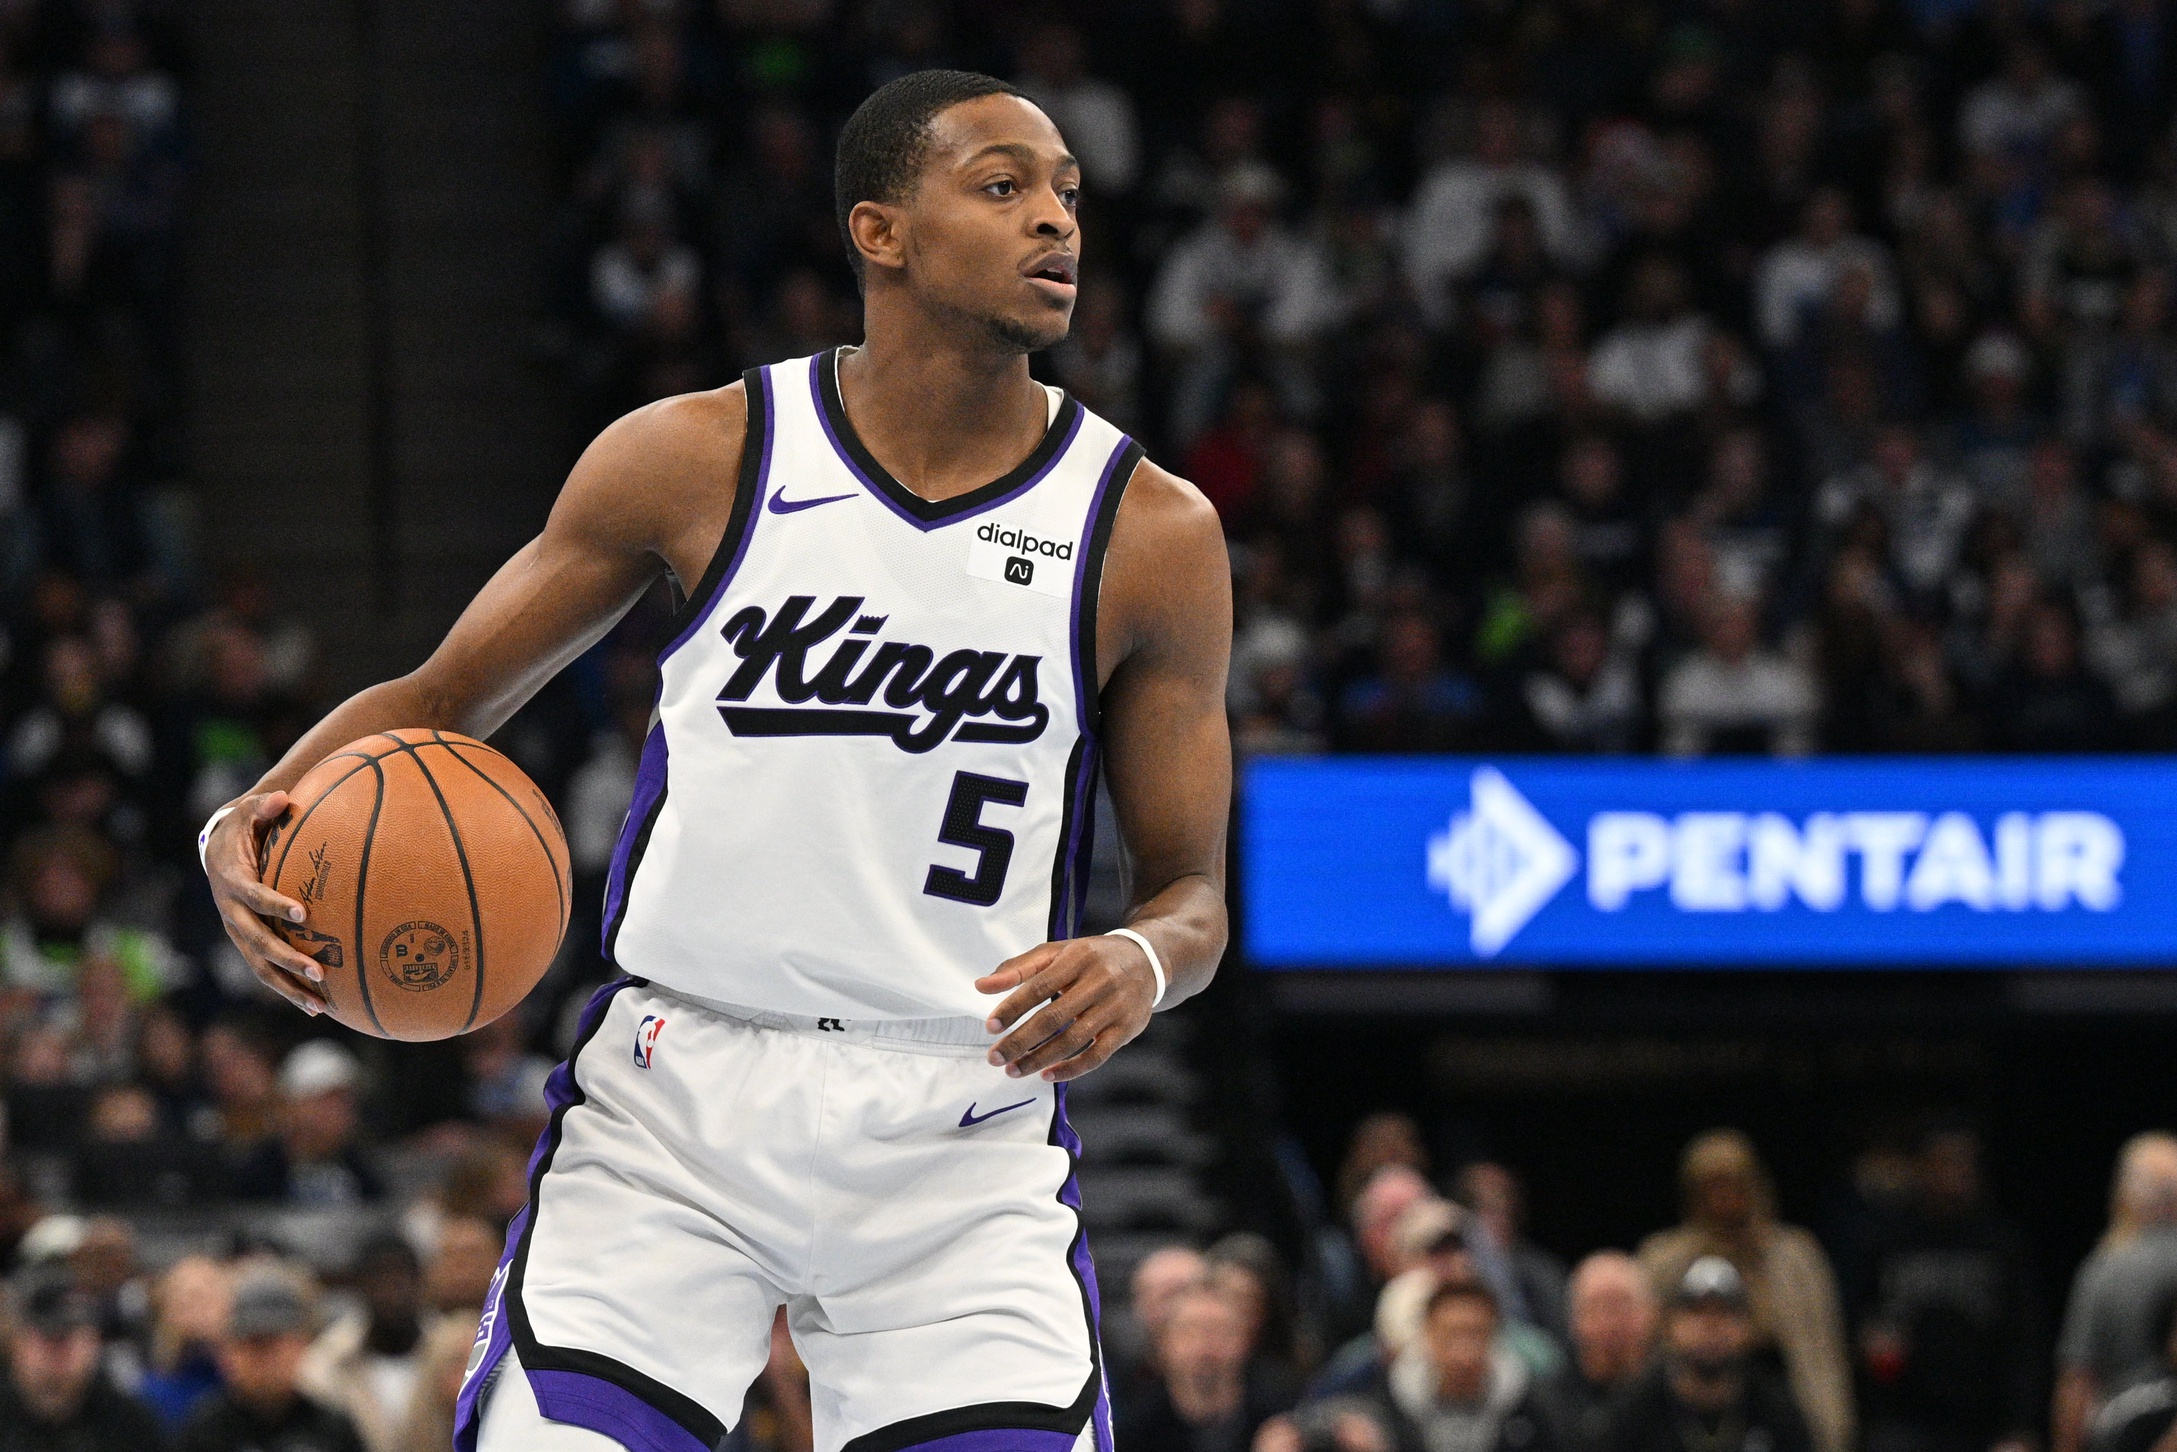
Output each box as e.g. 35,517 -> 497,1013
986,954 -> 1081,1032
975,942 -> 1063,1007
219,900 -> 329,990
226,874 -> 306,925
1002,997 -> 1112,1077
1032,1013 -> 1123,1082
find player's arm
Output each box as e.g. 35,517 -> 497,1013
203,386 -> 746,1014
979,459 -> 1232,1081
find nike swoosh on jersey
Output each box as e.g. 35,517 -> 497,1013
768,490 -> 858,515
958,1098 -> 1036,1128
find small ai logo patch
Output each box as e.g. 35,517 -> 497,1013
1004,555 -> 1035,586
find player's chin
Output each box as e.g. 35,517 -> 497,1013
985,307 -> 1071,354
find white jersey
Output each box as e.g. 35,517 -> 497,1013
602,348 -> 1142,1020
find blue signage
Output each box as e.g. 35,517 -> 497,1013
1242,758 -> 2177,967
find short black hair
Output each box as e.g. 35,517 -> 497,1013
834,69 -> 1027,281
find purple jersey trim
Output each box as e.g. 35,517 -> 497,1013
660,364 -> 775,663
811,352 -> 1085,532
598,723 -> 668,954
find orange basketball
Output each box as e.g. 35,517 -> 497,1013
259,729 -> 571,1041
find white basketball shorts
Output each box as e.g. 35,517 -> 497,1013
453,977 -> 1112,1452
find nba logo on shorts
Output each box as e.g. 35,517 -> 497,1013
633,1014 -> 665,1068
1004,556 -> 1034,586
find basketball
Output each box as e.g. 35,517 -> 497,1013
258,729 -> 571,1041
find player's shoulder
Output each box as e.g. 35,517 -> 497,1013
1115,453 -> 1223,554
592,379 -> 749,477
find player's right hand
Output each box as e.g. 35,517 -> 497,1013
204,792 -> 331,1016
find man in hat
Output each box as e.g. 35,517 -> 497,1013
0,1263 -> 164,1452
1608,1256 -> 1814,1452
178,1268 -> 364,1452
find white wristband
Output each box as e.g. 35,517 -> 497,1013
1105,927 -> 1166,1009
197,804 -> 239,871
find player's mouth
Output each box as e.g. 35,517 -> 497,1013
1023,251 -> 1077,299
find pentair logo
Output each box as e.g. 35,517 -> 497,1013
1427,768 -> 1580,957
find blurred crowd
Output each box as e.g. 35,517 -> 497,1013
1108,1118 -> 2177,1452
547,0 -> 2177,756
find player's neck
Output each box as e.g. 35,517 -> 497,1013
835,328 -> 1047,505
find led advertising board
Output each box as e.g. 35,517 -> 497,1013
1242,758 -> 2177,967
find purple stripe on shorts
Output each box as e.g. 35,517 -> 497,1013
887,1430 -> 1081,1452
1054,1084 -> 1113,1452
598,723 -> 668,954
529,1369 -> 716,1452
453,978 -> 636,1452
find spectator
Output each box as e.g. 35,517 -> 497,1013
1814,424 -> 1977,605
1147,162 -> 1343,443
1588,257 -> 1750,426
1,825 -> 181,1004
136,1256 -> 230,1429
1116,1282 -> 1292,1452
2087,1287 -> 2177,1452
1369,1279 -> 1552,1452
1522,609 -> 1643,753
388,1317 -> 474,1452
1113,1246 -> 1208,1413
1533,1252 -> 1659,1452
299,1237 -> 435,1452
1639,1131 -> 1855,1452
1404,98 -> 1585,322
230,1042 -> 381,1205
180,1268 -> 363,1452
0,1263 -> 165,1452
1012,23 -> 1137,196
1851,1122 -> 2042,1452
1453,1162 -> 1569,1341
1611,1257 -> 1815,1452
1991,600 -> 2120,753
420,1216 -> 502,1317
2056,1134 -> 2177,1452
1754,189 -> 1901,352
1657,590 -> 1819,757
1336,613 -> 1489,754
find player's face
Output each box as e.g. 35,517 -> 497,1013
903,94 -> 1080,353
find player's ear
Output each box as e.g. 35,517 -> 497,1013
848,200 -> 907,279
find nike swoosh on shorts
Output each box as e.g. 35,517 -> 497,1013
958,1098 -> 1036,1128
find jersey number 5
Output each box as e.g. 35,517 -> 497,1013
924,771 -> 1028,907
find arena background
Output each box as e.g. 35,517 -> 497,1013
8,0 -> 2177,1448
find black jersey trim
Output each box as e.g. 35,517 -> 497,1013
660,366 -> 772,660
1071,440 -> 1143,739
815,347 -> 1084,530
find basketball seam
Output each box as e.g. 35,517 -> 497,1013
385,738 -> 490,1034
268,755 -> 378,891
430,732 -> 569,936
352,759 -> 390,1036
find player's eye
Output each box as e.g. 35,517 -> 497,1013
985,178 -> 1017,197
1059,186 -> 1080,208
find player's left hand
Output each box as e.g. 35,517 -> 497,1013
978,934 -> 1159,1082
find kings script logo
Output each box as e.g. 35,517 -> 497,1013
714,594 -> 1050,753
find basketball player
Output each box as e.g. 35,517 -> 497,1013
200,70 -> 1230,1452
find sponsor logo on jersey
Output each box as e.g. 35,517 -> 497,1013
976,521 -> 1073,559
713,594 -> 1051,753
